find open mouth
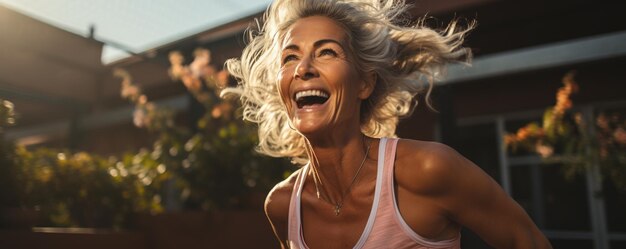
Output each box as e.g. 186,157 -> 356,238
294,89 -> 330,108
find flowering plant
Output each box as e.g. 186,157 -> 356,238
0,48 -> 291,229
2,99 -> 163,228
11,148 -> 164,227
115,48 -> 292,210
1,99 -> 19,208
0,99 -> 15,129
505,72 -> 626,190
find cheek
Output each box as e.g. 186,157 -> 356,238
331,65 -> 361,97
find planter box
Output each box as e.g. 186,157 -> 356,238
0,210 -> 277,249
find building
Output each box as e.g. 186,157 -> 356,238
2,0 -> 625,248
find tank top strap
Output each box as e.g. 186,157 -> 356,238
373,138 -> 462,248
382,138 -> 399,180
380,137 -> 399,219
288,165 -> 309,248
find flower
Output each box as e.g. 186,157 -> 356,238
535,143 -> 554,158
138,95 -> 148,105
504,134 -> 517,145
597,113 -> 610,131
216,70 -> 230,88
614,127 -> 626,145
181,74 -> 202,92
553,73 -> 578,116
190,49 -> 211,78
121,84 -> 140,100
1,99 -> 16,127
133,108 -> 147,128
211,102 -> 233,119
168,51 -> 187,80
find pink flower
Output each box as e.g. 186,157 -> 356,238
169,64 -> 185,79
133,108 -> 148,128
614,127 -> 626,145
138,95 -> 148,105
190,49 -> 211,78
535,143 -> 554,158
121,84 -> 140,99
168,51 -> 184,66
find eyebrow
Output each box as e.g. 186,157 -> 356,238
282,39 -> 345,52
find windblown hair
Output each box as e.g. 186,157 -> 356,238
224,0 -> 473,164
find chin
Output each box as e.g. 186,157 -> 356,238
295,121 -> 321,135
293,120 -> 325,136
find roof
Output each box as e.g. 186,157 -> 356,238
0,4 -> 106,127
0,1 -> 270,130
0,0 -> 271,64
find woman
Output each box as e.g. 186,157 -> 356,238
225,0 -> 552,248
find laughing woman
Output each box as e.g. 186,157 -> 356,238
225,0 -> 551,248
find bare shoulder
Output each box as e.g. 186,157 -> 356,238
394,139 -> 473,196
264,167 -> 304,228
394,139 -> 552,248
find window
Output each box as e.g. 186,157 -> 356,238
454,101 -> 626,248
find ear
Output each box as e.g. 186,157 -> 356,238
358,71 -> 377,100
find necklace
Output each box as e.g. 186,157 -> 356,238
312,138 -> 372,216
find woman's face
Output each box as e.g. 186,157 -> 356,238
278,16 -> 373,137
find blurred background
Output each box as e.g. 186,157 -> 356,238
0,0 -> 625,248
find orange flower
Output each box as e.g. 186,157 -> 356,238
113,68 -> 132,82
168,51 -> 186,79
574,113 -> 583,125
211,102 -> 233,119
516,127 -> 530,140
597,114 -> 610,131
169,64 -> 185,79
168,51 -> 184,66
121,84 -> 140,100
181,75 -> 202,92
553,72 -> 578,116
138,95 -> 148,105
216,70 -> 230,88
211,106 -> 222,118
504,134 -> 517,145
614,127 -> 626,145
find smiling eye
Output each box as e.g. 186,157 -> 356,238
318,48 -> 337,57
282,54 -> 298,64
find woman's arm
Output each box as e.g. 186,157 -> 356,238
400,140 -> 552,248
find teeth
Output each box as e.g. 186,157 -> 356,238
294,90 -> 329,101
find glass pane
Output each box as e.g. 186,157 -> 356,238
457,123 -> 500,183
542,164 -> 591,230
511,163 -> 591,230
611,240 -> 626,248
510,165 -> 545,227
460,228 -> 493,249
595,106 -> 626,233
604,180 -> 626,232
549,239 -> 593,249
510,166 -> 532,213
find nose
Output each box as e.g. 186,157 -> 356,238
294,56 -> 318,80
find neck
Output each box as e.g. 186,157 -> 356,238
304,129 -> 374,204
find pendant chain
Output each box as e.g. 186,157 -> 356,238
312,137 -> 372,216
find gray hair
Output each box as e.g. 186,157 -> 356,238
224,0 -> 473,164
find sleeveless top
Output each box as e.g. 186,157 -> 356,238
287,138 -> 461,249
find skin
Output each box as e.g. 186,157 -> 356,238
266,16 -> 552,249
